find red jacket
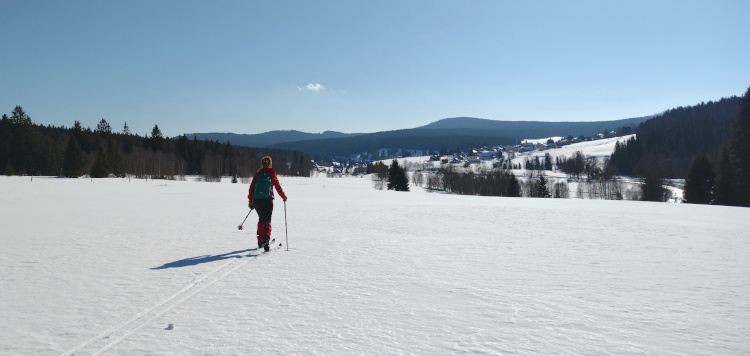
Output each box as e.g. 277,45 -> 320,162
248,168 -> 287,204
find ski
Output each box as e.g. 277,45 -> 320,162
250,238 -> 282,255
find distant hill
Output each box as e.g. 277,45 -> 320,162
182,116 -> 652,159
176,130 -> 361,148
264,128 -> 518,158
420,116 -> 652,137
264,116 -> 652,158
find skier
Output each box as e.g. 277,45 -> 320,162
248,156 -> 287,251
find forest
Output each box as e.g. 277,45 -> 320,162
609,96 -> 740,178
0,106 -> 313,180
608,90 -> 750,207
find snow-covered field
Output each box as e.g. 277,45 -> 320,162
1,174 -> 749,355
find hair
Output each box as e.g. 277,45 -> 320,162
258,155 -> 272,172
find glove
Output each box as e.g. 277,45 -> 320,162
249,203 -> 254,209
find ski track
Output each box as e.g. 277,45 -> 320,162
61,246 -> 275,356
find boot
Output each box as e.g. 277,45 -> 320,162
256,222 -> 264,249
261,222 -> 272,252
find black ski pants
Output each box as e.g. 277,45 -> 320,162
254,198 -> 274,224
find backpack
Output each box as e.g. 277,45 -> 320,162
254,172 -> 272,199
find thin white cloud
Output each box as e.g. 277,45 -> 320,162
304,83 -> 324,91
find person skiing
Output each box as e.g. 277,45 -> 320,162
248,155 -> 287,251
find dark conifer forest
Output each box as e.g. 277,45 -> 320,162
0,106 -> 313,179
610,96 -> 740,179
609,89 -> 750,207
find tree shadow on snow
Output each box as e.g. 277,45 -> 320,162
151,248 -> 259,270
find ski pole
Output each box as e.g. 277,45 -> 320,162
238,208 -> 253,230
284,200 -> 289,251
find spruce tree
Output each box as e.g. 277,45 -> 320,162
713,145 -> 735,206
387,159 -> 409,192
507,173 -> 522,197
90,146 -> 110,178
683,153 -> 715,204
729,87 -> 750,206
544,153 -> 553,171
638,155 -> 669,202
62,137 -> 86,177
149,125 -> 164,151
95,118 -> 112,135
537,174 -> 550,198
4,161 -> 14,176
109,142 -> 126,178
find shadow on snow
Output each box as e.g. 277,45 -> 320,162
151,248 -> 260,270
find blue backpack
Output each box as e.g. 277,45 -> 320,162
254,172 -> 272,199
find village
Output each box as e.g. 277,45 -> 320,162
311,129 -> 630,176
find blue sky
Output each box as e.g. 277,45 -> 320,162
1,1 -> 748,137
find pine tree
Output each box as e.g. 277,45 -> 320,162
109,142 -> 126,178
713,145 -> 735,206
387,159 -> 409,192
729,87 -> 750,206
149,124 -> 164,151
95,118 -> 112,135
638,155 -> 669,202
62,137 -> 86,177
90,146 -> 110,178
10,105 -> 31,125
537,174 -> 550,198
683,153 -> 715,204
9,105 -> 34,173
507,173 -> 522,197
4,161 -> 14,176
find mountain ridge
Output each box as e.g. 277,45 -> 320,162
181,116 -> 653,158
419,116 -> 653,131
175,130 -> 362,148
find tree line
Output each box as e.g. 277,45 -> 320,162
607,89 -> 750,206
682,88 -> 750,206
0,106 -> 313,179
609,96 -> 740,179
405,148 -> 664,201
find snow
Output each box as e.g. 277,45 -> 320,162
391,135 -> 634,169
2,174 -> 749,355
393,135 -> 649,200
521,136 -> 564,144
514,135 -> 635,162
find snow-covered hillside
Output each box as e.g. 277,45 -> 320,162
391,135 -> 657,200
392,135 -> 632,169
1,175 -> 749,355
516,135 -> 634,162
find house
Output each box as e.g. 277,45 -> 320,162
518,142 -> 536,152
478,150 -> 496,160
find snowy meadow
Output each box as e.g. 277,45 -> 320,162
1,173 -> 749,355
